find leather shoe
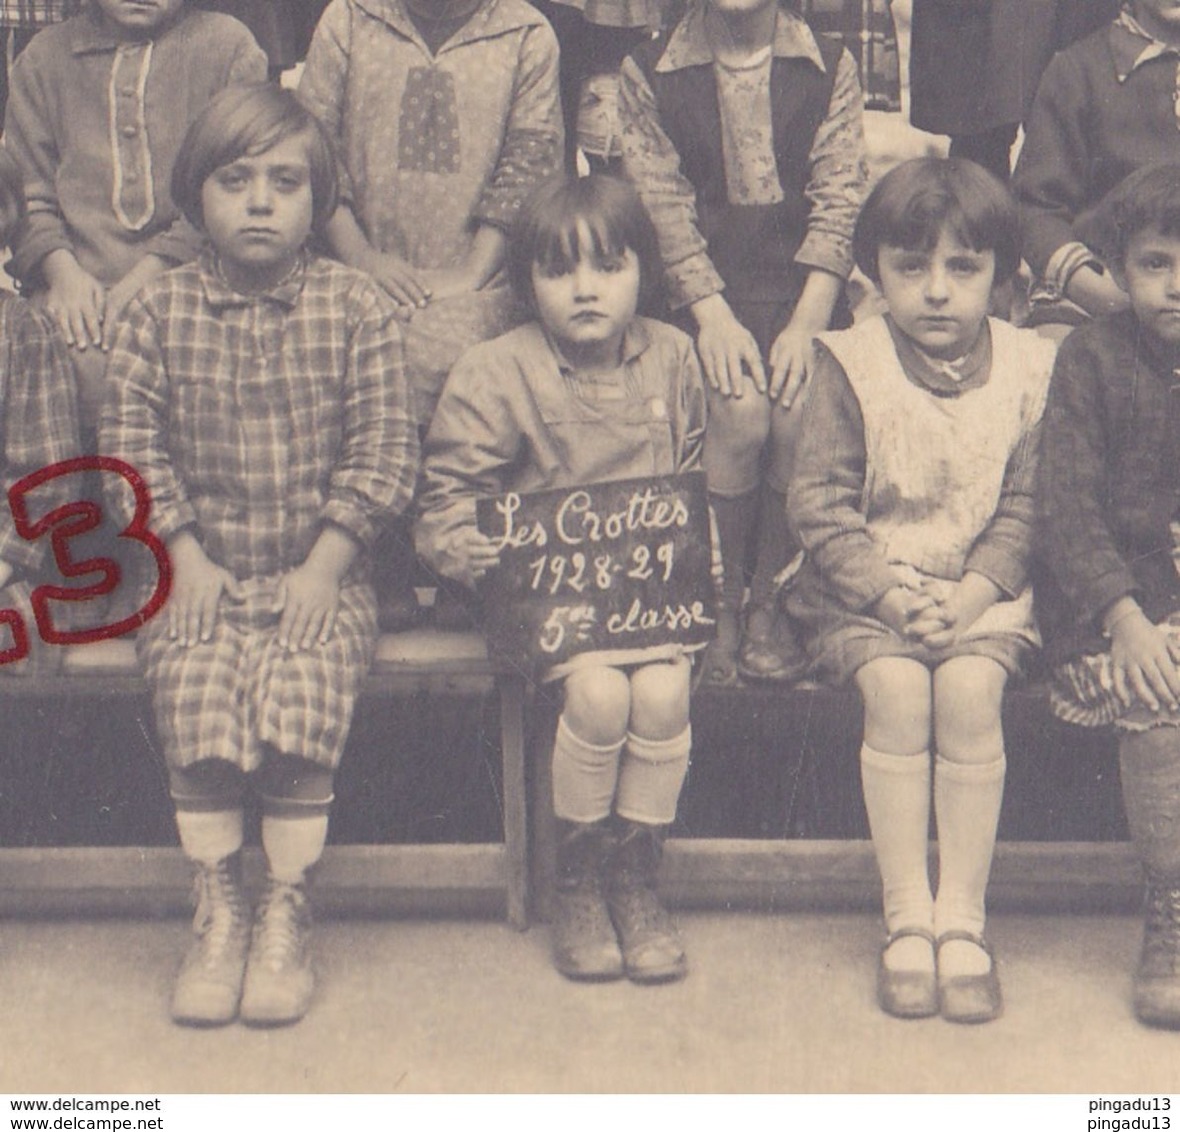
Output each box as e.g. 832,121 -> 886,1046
937,930 -> 1003,1024
737,603 -> 809,684
877,927 -> 938,1019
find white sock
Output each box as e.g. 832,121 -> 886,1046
174,807 -> 244,866
615,727 -> 692,826
860,743 -> 934,941
261,800 -> 331,885
551,715 -> 624,824
933,753 -> 1006,943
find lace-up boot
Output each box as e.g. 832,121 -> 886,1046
1134,881 -> 1180,1028
551,819 -> 624,981
240,878 -> 314,1025
606,819 -> 687,983
171,854 -> 251,1026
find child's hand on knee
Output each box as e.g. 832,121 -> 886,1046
167,532 -> 244,646
42,250 -> 105,350
276,561 -> 343,652
691,294 -> 766,398
767,323 -> 815,409
1107,604 -> 1180,713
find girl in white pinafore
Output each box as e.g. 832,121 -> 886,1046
786,157 -> 1055,1023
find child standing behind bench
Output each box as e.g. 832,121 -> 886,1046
3,0 -> 265,426
787,158 -> 1056,1023
618,0 -> 867,687
298,0 -> 563,628
100,85 -> 418,1028
1012,0 -> 1180,335
1036,163 -> 1180,1030
418,176 -> 706,985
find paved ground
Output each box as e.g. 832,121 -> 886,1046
1,910 -> 1177,1094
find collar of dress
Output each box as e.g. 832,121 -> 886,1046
654,0 -> 826,75
199,252 -> 307,311
349,0 -> 547,53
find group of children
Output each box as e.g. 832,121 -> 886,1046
0,0 -> 1178,1039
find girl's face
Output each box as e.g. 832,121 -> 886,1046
531,221 -> 641,368
92,0 -> 185,39
1115,225 -> 1180,349
201,131 -> 315,294
876,228 -> 996,360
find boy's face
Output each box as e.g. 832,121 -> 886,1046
876,228 -> 996,360
92,0 -> 184,38
705,0 -> 778,19
1115,226 -> 1180,348
201,131 -> 314,294
530,221 -> 641,368
1133,0 -> 1180,43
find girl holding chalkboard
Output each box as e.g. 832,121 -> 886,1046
785,158 -> 1056,1023
417,174 -> 709,984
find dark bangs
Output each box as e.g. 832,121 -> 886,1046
509,175 -> 664,314
1077,163 -> 1180,272
853,157 -> 1020,284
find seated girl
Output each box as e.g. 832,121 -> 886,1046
417,175 -> 708,985
100,84 -> 417,1028
787,157 -> 1057,1022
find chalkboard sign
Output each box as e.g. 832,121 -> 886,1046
476,471 -> 717,672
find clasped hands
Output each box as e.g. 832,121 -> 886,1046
874,575 -> 997,652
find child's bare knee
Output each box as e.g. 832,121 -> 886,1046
707,389 -> 771,453
629,659 -> 692,739
933,657 -> 1007,761
563,666 -> 631,744
767,407 -> 804,491
856,658 -> 932,754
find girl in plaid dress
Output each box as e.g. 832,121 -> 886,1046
99,84 -> 417,1028
0,150 -> 81,674
418,175 -> 706,984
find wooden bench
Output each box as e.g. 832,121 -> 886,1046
0,631 -> 530,929
0,637 -> 1145,925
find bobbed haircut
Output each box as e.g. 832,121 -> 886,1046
1076,163 -> 1180,273
0,148 -> 25,247
853,156 -> 1021,285
171,83 -> 337,232
508,174 -> 664,316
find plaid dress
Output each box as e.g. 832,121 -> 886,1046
100,254 -> 418,771
0,295 -> 81,675
0,0 -> 79,29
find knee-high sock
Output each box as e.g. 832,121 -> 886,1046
174,805 -> 244,867
860,743 -> 933,935
748,486 -> 795,610
933,753 -> 1006,938
551,715 -> 624,824
260,795 -> 333,885
615,727 -> 692,826
171,762 -> 245,867
1120,728 -> 1180,881
709,489 -> 758,610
